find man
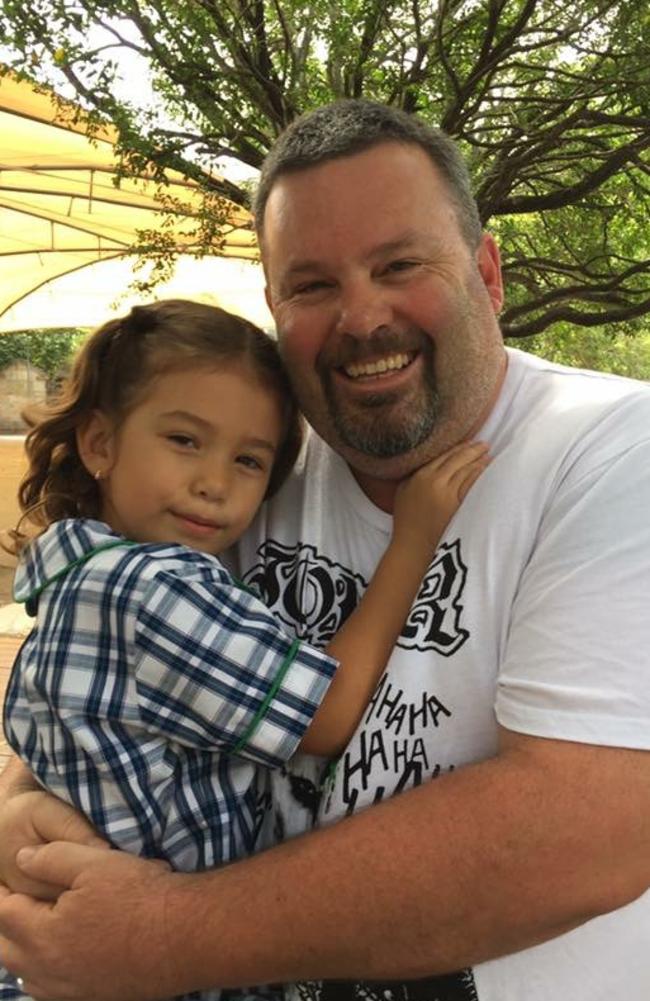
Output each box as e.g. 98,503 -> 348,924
0,99 -> 649,1001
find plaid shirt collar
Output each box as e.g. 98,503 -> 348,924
15,520 -> 130,613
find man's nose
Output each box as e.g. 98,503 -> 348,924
335,277 -> 392,338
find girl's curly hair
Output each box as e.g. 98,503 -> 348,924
9,299 -> 301,553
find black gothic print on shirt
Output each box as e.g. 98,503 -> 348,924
244,541 -> 364,646
399,541 -> 469,655
243,539 -> 469,655
245,540 -> 477,1001
295,970 -> 479,1001
246,538 -> 469,813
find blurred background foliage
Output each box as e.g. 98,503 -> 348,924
1,0 -> 649,373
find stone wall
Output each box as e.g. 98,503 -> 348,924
0,366 -> 44,594
0,435 -> 28,574
0,362 -> 41,588
0,360 -> 47,433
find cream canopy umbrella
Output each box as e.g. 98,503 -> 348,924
0,70 -> 260,328
0,254 -> 272,332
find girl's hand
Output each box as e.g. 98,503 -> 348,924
392,442 -> 490,553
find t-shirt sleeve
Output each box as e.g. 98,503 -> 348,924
496,413 -> 650,750
133,569 -> 337,767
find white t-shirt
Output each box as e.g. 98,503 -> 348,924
235,348 -> 650,1001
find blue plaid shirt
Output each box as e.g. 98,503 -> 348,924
4,519 -> 337,871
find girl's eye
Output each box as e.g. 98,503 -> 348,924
168,434 -> 197,449
237,454 -> 264,471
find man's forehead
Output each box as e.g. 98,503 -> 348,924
269,142 -> 447,202
261,155 -> 461,273
258,147 -> 476,289
263,146 -> 452,231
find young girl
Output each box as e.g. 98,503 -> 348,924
1,299 -> 488,1001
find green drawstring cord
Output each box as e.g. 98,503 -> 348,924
17,540 -> 138,610
18,537 -> 299,755
231,637 -> 300,754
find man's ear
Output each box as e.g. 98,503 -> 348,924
476,233 -> 504,315
76,411 -> 116,479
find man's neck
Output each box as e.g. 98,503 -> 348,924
351,471 -> 401,514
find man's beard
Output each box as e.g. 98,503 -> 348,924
321,346 -> 442,458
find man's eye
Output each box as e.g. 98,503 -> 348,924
386,259 -> 418,274
294,279 -> 331,295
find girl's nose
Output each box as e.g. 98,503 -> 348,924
193,463 -> 229,501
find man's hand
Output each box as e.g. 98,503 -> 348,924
0,843 -> 177,1001
0,760 -> 109,899
1,737 -> 649,998
0,791 -> 109,899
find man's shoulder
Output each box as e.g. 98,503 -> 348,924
508,347 -> 650,400
505,348 -> 650,433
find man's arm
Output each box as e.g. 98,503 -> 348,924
1,729 -> 648,1000
155,730 -> 650,983
0,755 -> 108,899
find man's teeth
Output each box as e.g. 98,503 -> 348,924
344,353 -> 411,379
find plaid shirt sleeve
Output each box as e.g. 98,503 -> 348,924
133,568 -> 337,768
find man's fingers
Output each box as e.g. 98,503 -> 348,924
0,893 -> 66,1001
16,841 -> 171,891
0,850 -> 178,1000
0,790 -> 110,899
0,892 -> 52,969
16,842 -> 114,889
32,795 -> 108,851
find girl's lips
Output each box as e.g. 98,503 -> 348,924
173,512 -> 223,535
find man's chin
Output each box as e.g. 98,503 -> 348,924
335,436 -> 437,483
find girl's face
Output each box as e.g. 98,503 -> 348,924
80,362 -> 284,556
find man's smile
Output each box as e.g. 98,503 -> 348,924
330,351 -> 424,397
343,352 -> 414,379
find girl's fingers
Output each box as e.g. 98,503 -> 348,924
456,462 -> 489,501
422,442 -> 489,478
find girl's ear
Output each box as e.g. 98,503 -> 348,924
76,411 -> 116,479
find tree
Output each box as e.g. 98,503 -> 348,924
507,326 -> 650,376
2,0 -> 649,337
0,329 -> 87,381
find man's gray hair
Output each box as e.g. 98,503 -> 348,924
254,99 -> 482,248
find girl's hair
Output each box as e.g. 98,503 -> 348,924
11,299 -> 301,552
